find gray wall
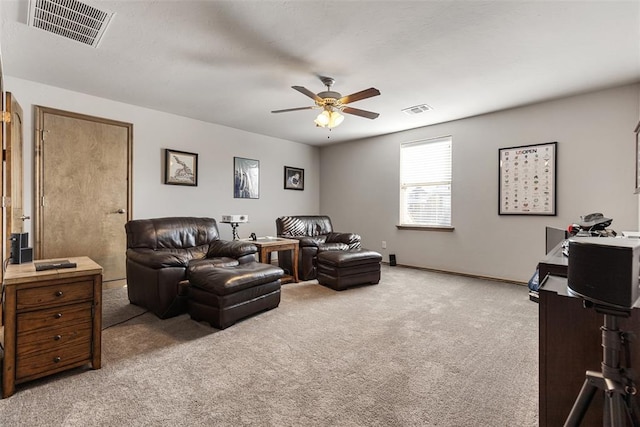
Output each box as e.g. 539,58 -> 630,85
320,84 -> 640,282
5,76 -> 639,282
4,77 -> 320,241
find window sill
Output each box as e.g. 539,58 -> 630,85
396,225 -> 455,232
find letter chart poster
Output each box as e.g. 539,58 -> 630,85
499,142 -> 557,215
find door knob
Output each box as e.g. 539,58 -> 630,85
20,215 -> 30,221
116,209 -> 126,214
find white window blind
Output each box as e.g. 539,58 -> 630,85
400,136 -> 452,226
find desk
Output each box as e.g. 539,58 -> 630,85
538,273 -> 640,426
249,238 -> 299,284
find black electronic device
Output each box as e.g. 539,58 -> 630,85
389,254 -> 397,266
10,232 -> 33,264
567,237 -> 640,309
34,260 -> 77,271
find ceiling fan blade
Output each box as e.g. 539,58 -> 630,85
292,86 -> 323,102
271,106 -> 315,113
338,88 -> 381,105
342,106 -> 380,120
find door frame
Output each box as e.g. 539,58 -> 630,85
5,92 -> 25,262
34,106 -> 133,259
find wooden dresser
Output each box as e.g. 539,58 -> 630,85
1,256 -> 102,398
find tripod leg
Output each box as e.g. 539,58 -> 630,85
565,373 -> 603,427
606,392 -> 626,427
624,393 -> 640,426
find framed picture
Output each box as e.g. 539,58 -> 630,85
164,149 -> 198,186
284,166 -> 304,190
234,157 -> 259,199
635,121 -> 640,193
498,141 -> 557,216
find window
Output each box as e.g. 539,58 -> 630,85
400,136 -> 452,227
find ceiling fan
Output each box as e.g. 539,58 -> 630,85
271,76 -> 381,128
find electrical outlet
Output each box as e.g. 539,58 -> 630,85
382,241 -> 387,249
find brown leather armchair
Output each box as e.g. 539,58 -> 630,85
275,215 -> 361,280
125,217 -> 257,318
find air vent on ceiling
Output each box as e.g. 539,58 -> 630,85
28,0 -> 114,48
402,104 -> 433,116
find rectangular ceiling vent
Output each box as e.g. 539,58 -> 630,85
402,104 -> 433,116
28,0 -> 114,48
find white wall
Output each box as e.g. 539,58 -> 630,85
4,77 -> 319,241
320,84 -> 640,282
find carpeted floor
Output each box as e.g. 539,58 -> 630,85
0,265 -> 538,426
102,285 -> 147,329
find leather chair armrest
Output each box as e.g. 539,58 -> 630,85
298,236 -> 328,247
318,242 -> 349,251
126,248 -> 192,269
207,240 -> 257,259
326,232 -> 362,248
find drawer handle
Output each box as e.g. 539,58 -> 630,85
55,291 -> 64,297
53,356 -> 61,363
54,335 -> 62,341
54,313 -> 63,319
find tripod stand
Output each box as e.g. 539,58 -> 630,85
565,307 -> 640,426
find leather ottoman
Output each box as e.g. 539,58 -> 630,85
316,249 -> 382,290
187,261 -> 283,329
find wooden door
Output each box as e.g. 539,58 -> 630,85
5,93 -> 26,259
0,51 -> 4,283
35,107 -> 132,282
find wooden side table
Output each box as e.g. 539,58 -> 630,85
1,256 -> 103,398
248,237 -> 299,283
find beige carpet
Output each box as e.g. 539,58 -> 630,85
0,265 -> 538,426
102,285 -> 147,329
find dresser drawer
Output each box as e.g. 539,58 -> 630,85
17,302 -> 93,333
16,341 -> 92,381
17,280 -> 94,311
17,321 -> 93,357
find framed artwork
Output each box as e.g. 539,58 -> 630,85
635,121 -> 640,193
164,149 -> 198,186
234,157 -> 259,199
284,166 -> 304,190
498,141 -> 557,216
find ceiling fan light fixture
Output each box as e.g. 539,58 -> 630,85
329,110 -> 344,128
314,110 -> 344,128
314,110 -> 330,127
273,77 -> 380,129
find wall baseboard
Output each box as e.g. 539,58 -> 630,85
381,262 -> 527,286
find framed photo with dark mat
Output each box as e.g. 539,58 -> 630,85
284,166 -> 304,190
164,149 -> 198,186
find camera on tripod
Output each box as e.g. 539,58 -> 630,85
568,237 -> 640,311
564,237 -> 640,426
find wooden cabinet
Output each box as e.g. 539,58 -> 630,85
1,257 -> 102,398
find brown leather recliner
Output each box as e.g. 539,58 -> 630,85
276,215 -> 361,280
125,217 -> 258,319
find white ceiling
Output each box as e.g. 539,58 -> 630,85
1,1 -> 639,146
